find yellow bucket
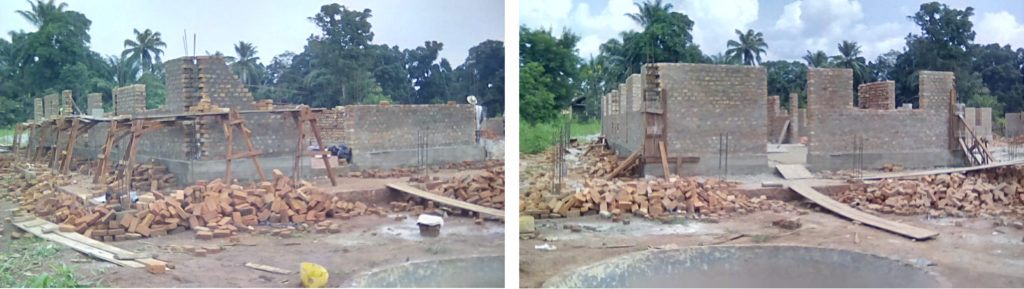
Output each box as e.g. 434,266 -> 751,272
300,262 -> 329,288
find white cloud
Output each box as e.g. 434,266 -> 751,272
519,0 -> 573,30
774,1 -> 803,32
975,11 -> 1024,48
681,0 -> 760,54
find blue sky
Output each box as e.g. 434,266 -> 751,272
0,0 -> 505,66
521,0 -> 1024,62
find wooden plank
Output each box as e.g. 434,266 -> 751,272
775,164 -> 814,180
605,150 -> 642,178
776,119 -> 790,144
244,262 -> 292,275
13,219 -> 145,268
861,159 -> 1024,180
787,182 -> 938,240
658,141 -> 670,177
387,183 -> 504,219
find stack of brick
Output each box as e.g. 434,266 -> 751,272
61,90 -> 73,116
113,84 -> 147,115
43,93 -> 59,119
520,176 -> 792,221
427,165 -> 504,210
836,166 -> 1024,218
86,93 -> 103,115
33,98 -> 43,120
857,81 -> 896,110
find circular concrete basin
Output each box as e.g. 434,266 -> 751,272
543,245 -> 946,288
348,255 -> 503,288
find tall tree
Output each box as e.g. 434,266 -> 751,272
122,28 -> 166,73
802,50 -> 830,68
725,29 -> 768,66
232,41 -> 259,85
520,26 -> 580,112
831,40 -> 867,88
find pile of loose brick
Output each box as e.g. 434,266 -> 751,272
2,166 -> 397,241
836,166 -> 1024,217
521,176 -> 793,221
428,165 -> 504,210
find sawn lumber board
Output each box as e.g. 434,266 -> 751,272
387,183 -> 504,220
787,182 -> 938,240
776,164 -> 814,180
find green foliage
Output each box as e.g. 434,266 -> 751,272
519,119 -> 559,154
0,237 -> 98,288
519,62 -> 558,123
763,60 -> 808,108
726,29 -> 768,66
520,26 -> 580,109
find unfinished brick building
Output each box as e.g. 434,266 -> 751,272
601,63 -> 964,176
25,56 -> 484,187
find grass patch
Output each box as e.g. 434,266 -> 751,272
520,118 -> 602,154
0,237 -> 99,288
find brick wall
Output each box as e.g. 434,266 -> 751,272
341,104 -> 476,153
657,63 -> 767,159
857,81 -> 895,110
313,108 -> 347,145
484,117 -> 504,137
43,94 -> 58,119
61,90 -> 73,116
34,98 -> 43,121
806,68 -> 956,169
87,93 -> 103,115
163,56 -> 255,114
963,107 -> 992,141
201,112 -> 298,160
113,84 -> 147,115
1007,112 -> 1024,138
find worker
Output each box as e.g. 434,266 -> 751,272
468,95 -> 485,144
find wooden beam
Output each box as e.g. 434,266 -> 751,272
305,108 -> 337,186
788,182 -> 938,240
387,183 -> 504,219
605,150 -> 642,178
658,141 -> 670,177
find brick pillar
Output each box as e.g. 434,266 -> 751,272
789,92 -> 799,143
61,90 -> 73,116
33,98 -> 43,121
87,93 -> 103,115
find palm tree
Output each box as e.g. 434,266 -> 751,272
16,0 -> 66,28
122,28 -> 166,74
232,41 -> 259,85
802,50 -> 830,68
725,29 -> 768,66
206,50 -> 236,63
709,52 -> 739,65
107,55 -> 140,87
831,40 -> 867,81
625,0 -> 672,27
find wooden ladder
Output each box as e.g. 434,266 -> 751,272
290,106 -> 337,187
221,110 -> 267,185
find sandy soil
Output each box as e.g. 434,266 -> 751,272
3,199 -> 503,287
519,209 -> 1024,288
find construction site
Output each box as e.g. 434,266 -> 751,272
519,63 -> 1024,287
0,56 -> 505,287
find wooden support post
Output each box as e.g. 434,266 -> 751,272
291,111 -> 305,185
289,107 -> 337,187
60,118 -> 81,174
305,108 -> 337,186
94,121 -> 121,184
223,115 -> 234,184
12,124 -> 21,157
233,111 -> 266,182
50,120 -> 66,169
658,141 -> 670,177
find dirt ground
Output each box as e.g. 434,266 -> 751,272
519,209 -> 1024,288
1,160 -> 504,288
3,198 -> 503,287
